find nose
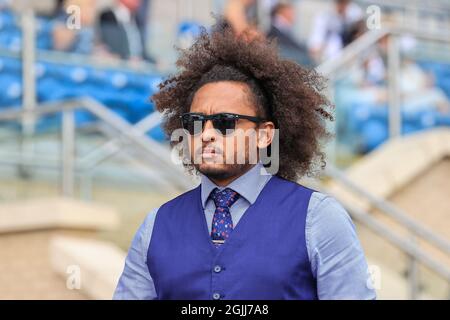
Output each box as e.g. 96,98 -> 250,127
201,120 -> 218,142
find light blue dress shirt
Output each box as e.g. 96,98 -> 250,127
114,163 -> 376,300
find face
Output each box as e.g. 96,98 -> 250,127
187,81 -> 274,184
336,0 -> 350,15
280,6 -> 295,25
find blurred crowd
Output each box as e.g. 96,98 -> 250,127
0,0 -> 372,67
0,0 -> 448,118
51,0 -> 154,62
0,0 -> 154,62
340,34 -> 450,116
223,0 -> 449,116
223,0 -> 365,67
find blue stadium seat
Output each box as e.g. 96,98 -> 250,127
418,60 -> 450,98
0,74 -> 22,106
360,119 -> 388,152
148,125 -> 166,142
0,56 -> 21,73
0,10 -> 166,139
0,10 -> 16,29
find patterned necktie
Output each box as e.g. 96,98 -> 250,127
209,187 -> 240,247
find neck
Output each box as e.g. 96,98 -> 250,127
208,164 -> 256,187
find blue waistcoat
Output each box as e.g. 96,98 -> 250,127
146,175 -> 318,300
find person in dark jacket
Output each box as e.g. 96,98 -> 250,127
99,0 -> 153,62
267,2 -> 313,67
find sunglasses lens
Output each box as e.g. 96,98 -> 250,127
182,114 -> 238,135
212,118 -> 236,135
182,115 -> 204,135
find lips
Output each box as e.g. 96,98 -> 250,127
200,146 -> 222,159
202,147 -> 216,154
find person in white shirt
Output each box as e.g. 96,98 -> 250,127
308,0 -> 363,63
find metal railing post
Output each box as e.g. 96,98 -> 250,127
408,236 -> 419,300
0,99 -> 194,190
20,6 -> 37,178
61,109 -> 75,197
80,168 -> 93,201
325,164 -> 450,255
387,34 -> 402,139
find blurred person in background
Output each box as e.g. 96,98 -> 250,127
52,0 -> 97,55
399,59 -> 450,115
267,2 -> 313,67
223,0 -> 263,41
98,0 -> 150,61
308,0 -> 363,63
134,0 -> 155,63
343,34 -> 450,115
0,0 -> 11,9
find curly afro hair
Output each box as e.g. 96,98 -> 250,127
152,21 -> 334,182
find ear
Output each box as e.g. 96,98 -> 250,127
257,121 -> 275,149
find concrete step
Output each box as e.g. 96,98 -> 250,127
49,236 -> 126,300
0,197 -> 119,234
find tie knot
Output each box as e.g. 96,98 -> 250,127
210,187 -> 240,209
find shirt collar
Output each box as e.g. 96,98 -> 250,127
200,162 -> 273,209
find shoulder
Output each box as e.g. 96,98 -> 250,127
151,185 -> 202,221
308,191 -> 345,212
306,191 -> 357,246
272,175 -> 318,194
160,185 -> 201,209
307,191 -> 353,227
134,185 -> 202,256
139,207 -> 159,247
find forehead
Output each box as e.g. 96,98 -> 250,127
189,81 -> 256,115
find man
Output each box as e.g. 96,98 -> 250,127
114,22 -> 376,300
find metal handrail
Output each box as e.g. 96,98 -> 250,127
77,111 -> 163,170
310,179 -> 450,300
0,97 -> 194,192
317,25 -> 450,78
357,0 -> 450,16
325,163 -> 450,256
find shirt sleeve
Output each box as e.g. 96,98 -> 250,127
306,192 -> 376,300
113,208 -> 159,300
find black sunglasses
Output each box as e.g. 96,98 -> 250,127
180,112 -> 267,136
